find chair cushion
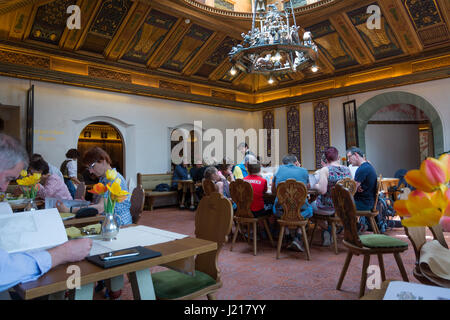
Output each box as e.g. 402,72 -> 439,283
152,270 -> 217,299
360,234 -> 408,248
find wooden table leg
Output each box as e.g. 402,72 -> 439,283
189,184 -> 195,210
128,269 -> 156,300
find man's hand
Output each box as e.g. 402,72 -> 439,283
56,200 -> 70,213
48,238 -> 93,268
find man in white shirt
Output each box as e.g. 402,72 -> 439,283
0,134 -> 92,298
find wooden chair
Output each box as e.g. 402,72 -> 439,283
202,179 -> 217,196
404,224 -> 450,288
229,179 -> 275,256
275,179 -> 311,260
356,174 -> 382,234
74,182 -> 86,200
151,192 -> 233,299
130,185 -> 145,224
332,183 -> 409,297
309,178 -> 357,255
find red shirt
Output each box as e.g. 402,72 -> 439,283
244,174 -> 267,212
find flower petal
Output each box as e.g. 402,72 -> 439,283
438,153 -> 450,182
405,169 -> 435,192
394,200 -> 410,217
422,158 -> 446,186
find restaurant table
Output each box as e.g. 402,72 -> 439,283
14,235 -> 217,300
175,180 -> 196,209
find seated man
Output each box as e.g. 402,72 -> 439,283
244,162 -> 270,218
272,154 -> 313,252
0,134 -> 92,296
172,161 -> 190,208
346,147 -> 378,232
29,158 -> 73,200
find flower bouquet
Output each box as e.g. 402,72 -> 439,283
16,170 -> 41,210
89,169 -> 130,240
394,154 -> 449,230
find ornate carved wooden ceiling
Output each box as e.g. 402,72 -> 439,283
0,0 -> 449,111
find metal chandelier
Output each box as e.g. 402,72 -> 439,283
228,0 -> 319,81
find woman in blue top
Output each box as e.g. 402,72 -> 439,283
311,147 -> 351,246
57,147 -> 132,227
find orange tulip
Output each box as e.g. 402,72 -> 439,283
395,188 -> 449,227
89,183 -> 107,195
405,154 -> 449,193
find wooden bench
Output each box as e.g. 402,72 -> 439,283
137,173 -> 178,210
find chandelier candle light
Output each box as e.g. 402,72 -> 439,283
228,0 -> 318,83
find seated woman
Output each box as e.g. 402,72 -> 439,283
218,159 -> 235,184
29,158 -> 72,200
57,147 -> 132,227
311,146 -> 352,246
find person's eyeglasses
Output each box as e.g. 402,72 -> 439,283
89,162 -> 96,169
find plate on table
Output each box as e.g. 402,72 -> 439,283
60,212 -> 76,220
66,223 -> 102,239
7,199 -> 28,205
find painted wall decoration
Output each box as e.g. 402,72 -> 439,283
370,103 -> 429,121
287,105 -> 301,163
313,100 -> 330,169
29,0 -> 74,45
307,20 -> 358,69
161,24 -> 213,72
263,110 -> 275,158
122,10 -> 178,65
343,100 -> 358,150
347,4 -> 403,60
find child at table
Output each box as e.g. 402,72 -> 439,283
244,162 -> 271,218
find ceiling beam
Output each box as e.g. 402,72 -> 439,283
104,1 -> 151,61
182,31 -> 226,76
59,0 -> 101,51
329,13 -> 375,65
146,17 -> 191,69
378,0 -> 423,54
208,59 -> 232,81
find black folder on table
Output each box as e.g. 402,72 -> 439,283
86,246 -> 162,268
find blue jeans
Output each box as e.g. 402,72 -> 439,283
64,178 -> 76,199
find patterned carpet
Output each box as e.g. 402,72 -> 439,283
94,207 -> 450,300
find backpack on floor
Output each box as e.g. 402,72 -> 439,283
375,192 -> 395,233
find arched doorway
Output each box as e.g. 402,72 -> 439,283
77,122 -> 125,178
357,91 -> 444,155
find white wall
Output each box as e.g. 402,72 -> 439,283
366,124 -> 420,177
255,77 -> 450,171
0,76 -> 259,182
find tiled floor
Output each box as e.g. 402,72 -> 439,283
94,207 -> 450,300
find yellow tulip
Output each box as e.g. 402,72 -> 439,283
20,170 -> 28,177
106,169 -> 118,181
107,179 -> 130,203
394,188 -> 449,227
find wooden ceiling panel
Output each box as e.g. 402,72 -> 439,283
28,0 -> 73,45
346,3 -> 404,60
121,9 -> 178,65
159,23 -> 214,73
403,0 -> 450,46
79,0 -> 133,54
307,20 -> 359,70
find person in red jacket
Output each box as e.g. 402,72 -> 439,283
244,162 -> 270,218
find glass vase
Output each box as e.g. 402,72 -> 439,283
25,198 -> 38,211
101,213 -> 119,241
